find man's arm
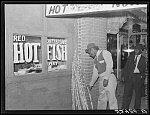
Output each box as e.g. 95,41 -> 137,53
139,56 -> 146,79
100,50 -> 113,80
89,65 -> 99,87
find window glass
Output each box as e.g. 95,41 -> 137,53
47,37 -> 67,71
13,34 -> 42,75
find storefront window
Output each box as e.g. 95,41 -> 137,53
47,37 -> 67,71
13,34 -> 42,75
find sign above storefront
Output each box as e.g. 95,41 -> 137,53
45,4 -> 147,17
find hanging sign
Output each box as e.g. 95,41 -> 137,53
131,29 -> 147,35
132,29 -> 147,33
46,4 -> 147,17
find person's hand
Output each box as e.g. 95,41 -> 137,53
103,79 -> 109,87
99,74 -> 103,78
144,77 -> 147,85
87,85 -> 93,91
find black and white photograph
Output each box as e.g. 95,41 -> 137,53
1,2 -> 149,114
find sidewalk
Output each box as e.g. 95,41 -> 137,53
116,80 -> 148,109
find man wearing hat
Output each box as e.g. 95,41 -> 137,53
121,44 -> 146,109
85,43 -> 118,110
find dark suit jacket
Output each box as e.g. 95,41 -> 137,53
122,52 -> 146,82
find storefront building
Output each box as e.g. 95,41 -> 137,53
5,4 -> 147,110
5,4 -> 75,110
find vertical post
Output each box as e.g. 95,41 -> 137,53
117,33 -> 121,79
128,23 -> 132,56
42,4 -> 47,73
127,29 -> 131,56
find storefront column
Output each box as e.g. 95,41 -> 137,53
77,17 -> 107,109
117,33 -> 121,79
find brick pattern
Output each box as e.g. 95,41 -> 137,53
77,17 -> 107,109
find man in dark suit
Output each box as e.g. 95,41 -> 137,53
121,44 -> 146,109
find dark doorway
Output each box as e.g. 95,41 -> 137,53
107,33 -> 117,70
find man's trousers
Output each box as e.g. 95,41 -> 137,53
97,74 -> 118,110
122,73 -> 142,109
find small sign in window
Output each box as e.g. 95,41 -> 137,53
13,34 -> 42,75
47,37 -> 67,71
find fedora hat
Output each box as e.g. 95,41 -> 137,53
85,43 -> 98,54
134,44 -> 144,50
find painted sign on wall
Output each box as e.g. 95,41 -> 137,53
47,37 -> 67,71
13,34 -> 42,75
46,4 -> 147,17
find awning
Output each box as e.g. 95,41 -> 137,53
106,7 -> 147,34
127,8 -> 147,23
